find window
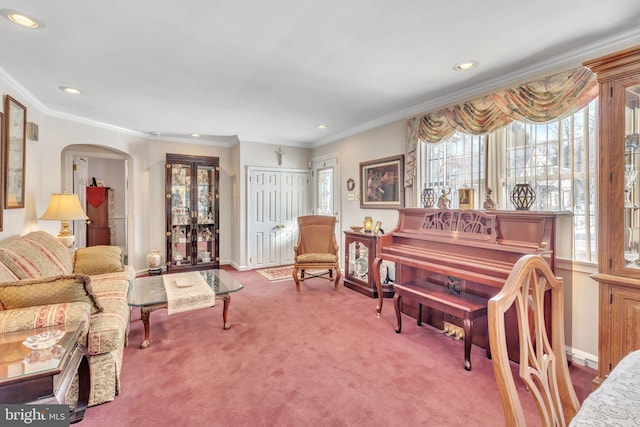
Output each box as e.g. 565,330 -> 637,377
315,167 -> 334,216
419,99 -> 597,262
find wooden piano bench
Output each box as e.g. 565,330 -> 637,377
393,280 -> 490,371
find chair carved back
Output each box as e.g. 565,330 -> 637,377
488,254 -> 580,426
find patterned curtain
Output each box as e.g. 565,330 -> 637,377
404,117 -> 420,187
406,66 -> 598,146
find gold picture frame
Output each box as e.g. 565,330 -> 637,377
0,111 -> 3,229
4,95 -> 26,209
360,154 -> 404,209
373,221 -> 382,234
458,188 -> 474,209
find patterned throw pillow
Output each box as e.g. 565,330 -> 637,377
73,246 -> 125,275
0,231 -> 74,279
0,274 -> 103,314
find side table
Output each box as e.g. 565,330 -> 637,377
0,322 -> 90,423
343,230 -> 395,298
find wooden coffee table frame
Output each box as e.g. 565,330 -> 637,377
138,293 -> 231,349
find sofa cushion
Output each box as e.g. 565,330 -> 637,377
0,302 -> 91,338
85,276 -> 130,355
0,231 -> 73,279
87,298 -> 130,355
0,262 -> 18,283
74,246 -> 125,275
0,275 -> 103,314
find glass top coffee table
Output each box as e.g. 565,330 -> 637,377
129,269 -> 243,349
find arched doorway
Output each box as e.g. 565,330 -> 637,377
61,145 -> 131,257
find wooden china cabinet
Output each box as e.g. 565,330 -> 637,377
165,153 -> 220,272
584,46 -> 640,387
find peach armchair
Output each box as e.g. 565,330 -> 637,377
292,215 -> 341,292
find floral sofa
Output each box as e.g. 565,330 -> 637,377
0,231 -> 134,407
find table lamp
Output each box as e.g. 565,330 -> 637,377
39,192 -> 89,249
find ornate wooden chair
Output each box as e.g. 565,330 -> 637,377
292,215 -> 341,292
488,254 -> 580,427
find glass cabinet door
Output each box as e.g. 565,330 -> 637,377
623,84 -> 640,268
170,162 -> 193,266
195,164 -> 216,265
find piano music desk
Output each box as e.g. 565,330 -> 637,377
393,280 -> 490,371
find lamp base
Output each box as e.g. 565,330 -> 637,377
56,234 -> 76,251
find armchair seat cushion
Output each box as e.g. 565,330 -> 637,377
295,253 -> 338,263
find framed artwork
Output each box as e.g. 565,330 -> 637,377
360,154 -> 404,209
0,111 -> 3,229
458,188 -> 475,209
373,221 -> 382,234
4,95 -> 26,209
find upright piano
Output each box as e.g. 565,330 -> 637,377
373,208 -> 569,361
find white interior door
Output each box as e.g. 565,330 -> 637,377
278,171 -> 308,265
249,169 -> 280,268
248,167 -> 309,269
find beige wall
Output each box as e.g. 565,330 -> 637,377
0,78 -> 598,367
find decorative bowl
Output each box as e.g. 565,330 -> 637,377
350,226 -> 363,232
22,329 -> 65,350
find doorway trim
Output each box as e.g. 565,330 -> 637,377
62,145 -> 132,259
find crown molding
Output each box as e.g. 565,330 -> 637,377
3,26 -> 640,150
312,27 -> 640,148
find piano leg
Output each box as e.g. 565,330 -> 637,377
394,293 -> 403,333
463,317 -> 473,371
417,304 -> 422,326
373,257 -> 384,317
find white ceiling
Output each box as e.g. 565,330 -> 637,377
2,0 -> 640,147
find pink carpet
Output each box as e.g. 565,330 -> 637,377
81,267 -> 596,426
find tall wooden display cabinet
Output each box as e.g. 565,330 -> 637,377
584,46 -> 640,387
165,153 -> 220,272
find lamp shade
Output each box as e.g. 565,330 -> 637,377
40,193 -> 88,221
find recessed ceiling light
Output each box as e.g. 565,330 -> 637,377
316,124 -> 328,129
191,133 -> 200,137
1,9 -> 40,28
453,60 -> 479,71
59,86 -> 82,95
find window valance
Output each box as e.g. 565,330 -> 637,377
404,66 -> 598,186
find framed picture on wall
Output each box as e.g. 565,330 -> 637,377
458,188 -> 474,209
360,154 -> 404,209
4,95 -> 26,209
0,111 -> 3,229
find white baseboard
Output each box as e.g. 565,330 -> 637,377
566,347 -> 598,370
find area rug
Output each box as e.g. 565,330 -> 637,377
256,265 -> 328,281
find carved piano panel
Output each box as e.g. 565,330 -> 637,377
374,208 -> 566,362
